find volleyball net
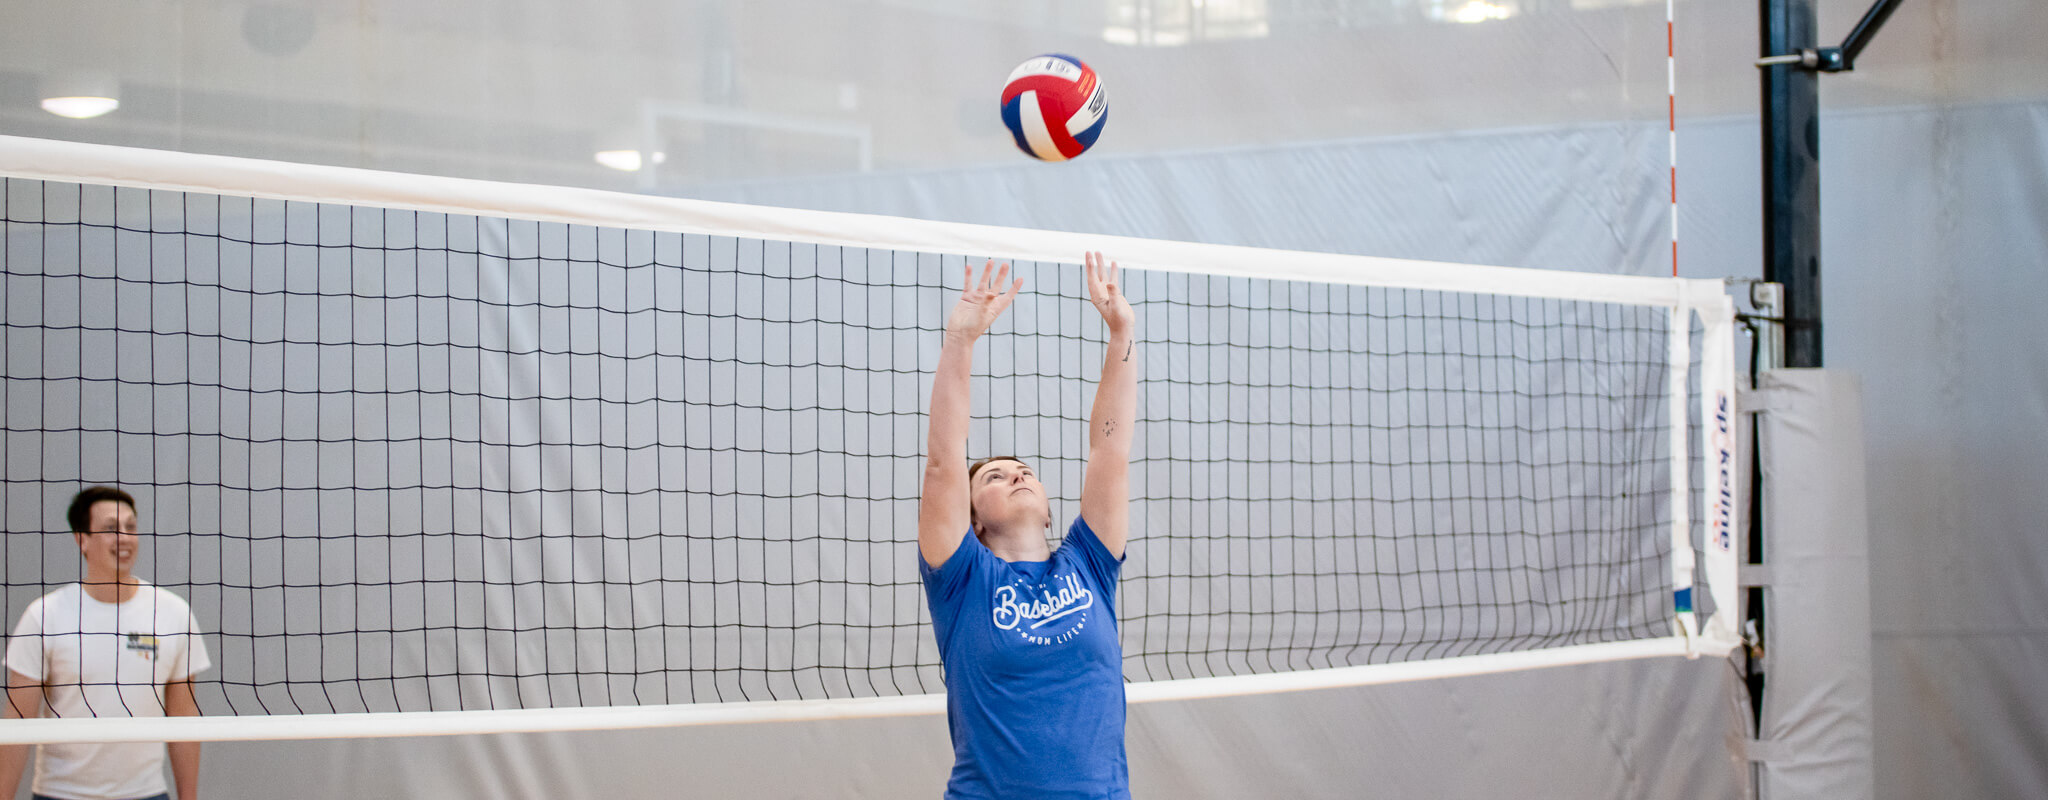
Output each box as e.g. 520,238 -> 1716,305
0,135 -> 1740,744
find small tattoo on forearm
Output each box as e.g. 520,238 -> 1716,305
1103,420 -> 1117,437
1122,339 -> 1132,362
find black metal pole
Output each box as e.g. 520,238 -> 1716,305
1762,0 -> 1823,368
1750,0 -> 1899,765
1838,0 -> 1906,70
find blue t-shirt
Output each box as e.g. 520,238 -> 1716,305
920,516 -> 1129,800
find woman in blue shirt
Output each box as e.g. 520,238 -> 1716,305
918,252 -> 1138,800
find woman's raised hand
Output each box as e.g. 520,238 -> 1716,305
945,259 -> 1022,341
1085,251 -> 1134,336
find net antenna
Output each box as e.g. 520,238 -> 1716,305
0,135 -> 1740,744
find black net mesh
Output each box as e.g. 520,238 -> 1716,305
2,179 -> 1680,718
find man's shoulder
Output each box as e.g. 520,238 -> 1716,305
21,583 -> 79,612
9,584 -> 77,639
133,582 -> 195,614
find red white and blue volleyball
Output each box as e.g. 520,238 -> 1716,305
1001,54 -> 1107,162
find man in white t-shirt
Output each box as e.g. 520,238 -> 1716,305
1,486 -> 210,800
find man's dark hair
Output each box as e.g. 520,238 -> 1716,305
67,486 -> 137,534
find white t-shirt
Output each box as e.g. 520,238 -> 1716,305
5,581 -> 211,800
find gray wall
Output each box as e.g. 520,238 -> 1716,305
1828,102 -> 2048,800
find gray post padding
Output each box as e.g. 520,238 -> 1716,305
1748,369 -> 1874,799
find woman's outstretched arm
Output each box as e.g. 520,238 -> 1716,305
919,259 -> 1020,569
1079,252 -> 1137,558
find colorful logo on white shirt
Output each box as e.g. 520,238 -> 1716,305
992,572 -> 1094,646
124,633 -> 159,660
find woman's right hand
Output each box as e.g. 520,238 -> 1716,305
944,259 -> 1022,341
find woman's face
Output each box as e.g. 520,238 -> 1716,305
970,459 -> 1050,532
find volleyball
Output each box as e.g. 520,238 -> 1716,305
1000,54 -> 1107,161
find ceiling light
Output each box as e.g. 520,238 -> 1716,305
40,72 -> 120,119
595,149 -> 666,172
1450,1 -> 1514,23
42,96 -> 120,119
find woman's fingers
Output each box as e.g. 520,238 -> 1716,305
1084,251 -> 1121,302
967,259 -> 1012,300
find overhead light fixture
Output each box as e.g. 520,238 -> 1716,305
40,72 -> 120,119
1449,1 -> 1514,23
42,96 -> 120,119
594,149 -> 666,172
594,124 -> 667,172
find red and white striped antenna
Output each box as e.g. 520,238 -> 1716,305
1666,0 -> 1679,276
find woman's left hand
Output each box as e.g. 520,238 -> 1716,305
1085,251 -> 1134,336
